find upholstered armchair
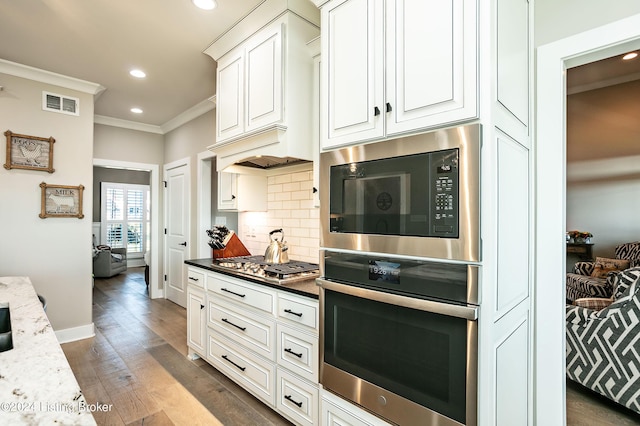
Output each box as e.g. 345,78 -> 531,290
93,246 -> 127,278
566,267 -> 640,414
566,242 -> 640,302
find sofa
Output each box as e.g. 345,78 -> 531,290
566,242 -> 640,302
93,246 -> 127,278
566,267 -> 640,413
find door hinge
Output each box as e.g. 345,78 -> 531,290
163,180 -> 167,188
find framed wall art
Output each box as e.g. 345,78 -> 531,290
39,182 -> 84,219
4,130 -> 55,173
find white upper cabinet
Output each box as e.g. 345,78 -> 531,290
322,0 -> 384,146
318,0 -> 477,149
216,51 -> 245,142
216,24 -> 284,144
205,0 -> 320,171
217,172 -> 267,212
245,24 -> 284,133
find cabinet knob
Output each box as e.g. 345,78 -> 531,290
386,102 -> 392,113
231,194 -> 236,200
200,304 -> 205,310
312,187 -> 318,194
374,106 -> 381,116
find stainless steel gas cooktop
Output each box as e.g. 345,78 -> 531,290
210,255 -> 320,285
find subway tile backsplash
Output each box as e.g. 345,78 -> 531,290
238,165 -> 320,264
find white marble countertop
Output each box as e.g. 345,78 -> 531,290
0,276 -> 96,425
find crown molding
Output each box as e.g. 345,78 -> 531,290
94,115 -> 164,134
0,58 -> 104,95
161,95 -> 216,134
95,96 -> 216,135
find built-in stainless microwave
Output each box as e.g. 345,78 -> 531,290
320,124 -> 481,262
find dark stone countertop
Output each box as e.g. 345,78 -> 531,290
185,258 -> 319,299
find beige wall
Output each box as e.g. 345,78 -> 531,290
0,73 -> 94,332
94,124 -> 164,164
164,110 -> 214,165
535,0 -> 640,47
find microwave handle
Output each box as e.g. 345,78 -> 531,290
316,278 -> 478,321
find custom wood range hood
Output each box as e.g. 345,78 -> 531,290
204,0 -> 320,172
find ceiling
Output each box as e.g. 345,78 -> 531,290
0,0 -> 263,128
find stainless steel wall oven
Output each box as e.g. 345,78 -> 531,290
320,124 -> 481,262
318,251 -> 478,426
318,125 -> 481,425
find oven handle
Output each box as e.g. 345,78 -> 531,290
316,278 -> 478,321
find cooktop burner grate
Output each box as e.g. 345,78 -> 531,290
213,255 -> 319,282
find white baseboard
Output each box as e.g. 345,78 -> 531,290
55,323 -> 95,344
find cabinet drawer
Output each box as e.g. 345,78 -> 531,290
208,301 -> 276,361
208,273 -> 275,314
207,331 -> 275,407
187,268 -> 206,289
277,368 -> 319,426
277,324 -> 318,383
277,293 -> 318,332
321,389 -> 391,426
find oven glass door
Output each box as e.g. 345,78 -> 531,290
323,288 -> 468,424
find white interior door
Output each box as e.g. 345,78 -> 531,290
165,162 -> 190,307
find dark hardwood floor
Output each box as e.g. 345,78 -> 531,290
566,378 -> 640,425
61,268 -> 640,425
61,268 -> 291,426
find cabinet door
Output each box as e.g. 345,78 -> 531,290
321,0 -> 384,149
245,24 -> 284,133
216,51 -> 245,143
385,0 -> 477,135
187,286 -> 206,355
217,172 -> 237,210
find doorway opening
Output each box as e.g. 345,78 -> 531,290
536,15 -> 640,424
93,158 -> 162,299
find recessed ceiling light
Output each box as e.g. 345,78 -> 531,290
192,0 -> 217,10
131,108 -> 143,114
623,52 -> 638,61
130,69 -> 146,78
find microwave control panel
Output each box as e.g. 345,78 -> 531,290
430,149 -> 459,237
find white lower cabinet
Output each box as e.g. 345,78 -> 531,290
208,330 -> 277,406
277,323 -> 318,383
277,367 -> 319,426
187,284 -> 206,359
187,268 -> 319,425
208,300 -> 276,361
321,389 -> 391,426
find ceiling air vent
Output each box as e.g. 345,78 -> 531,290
42,91 -> 79,116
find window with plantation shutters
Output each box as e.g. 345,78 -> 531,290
101,182 -> 150,257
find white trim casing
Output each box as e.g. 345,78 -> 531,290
535,13 -> 640,426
